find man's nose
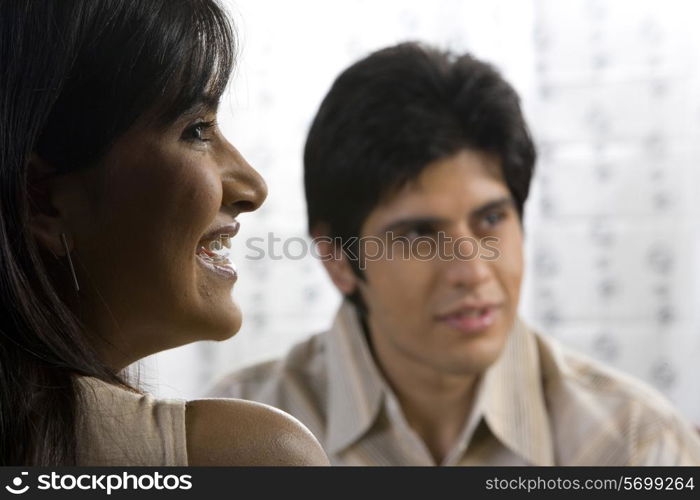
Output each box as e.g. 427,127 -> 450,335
441,227 -> 493,289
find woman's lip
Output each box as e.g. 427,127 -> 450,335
440,306 -> 498,334
199,221 -> 240,245
196,253 -> 238,281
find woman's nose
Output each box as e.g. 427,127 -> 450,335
221,144 -> 268,214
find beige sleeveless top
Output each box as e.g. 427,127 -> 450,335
75,377 -> 188,466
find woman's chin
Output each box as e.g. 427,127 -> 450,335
191,287 -> 243,339
208,307 -> 243,341
211,321 -> 242,341
179,300 -> 242,343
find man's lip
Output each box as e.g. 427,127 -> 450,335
435,302 -> 503,319
199,221 -> 240,245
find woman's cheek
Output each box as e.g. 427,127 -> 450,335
176,161 -> 223,228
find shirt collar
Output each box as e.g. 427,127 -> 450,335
324,301 -> 554,465
325,301 -> 385,455
480,318 -> 555,466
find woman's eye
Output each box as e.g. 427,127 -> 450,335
182,120 -> 216,142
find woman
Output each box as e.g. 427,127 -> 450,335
0,0 -> 328,466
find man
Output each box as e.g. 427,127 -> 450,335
209,42 -> 700,465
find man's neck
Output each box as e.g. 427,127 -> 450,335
367,332 -> 479,464
395,373 -> 477,464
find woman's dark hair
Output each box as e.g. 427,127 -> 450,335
304,42 -> 536,244
0,0 -> 235,465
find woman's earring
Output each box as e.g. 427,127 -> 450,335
60,232 -> 80,292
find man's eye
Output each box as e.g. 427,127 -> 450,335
182,120 -> 216,142
482,211 -> 506,228
404,224 -> 436,239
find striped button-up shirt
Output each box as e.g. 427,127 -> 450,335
208,301 -> 700,465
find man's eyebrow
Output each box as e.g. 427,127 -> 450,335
379,216 -> 447,235
470,196 -> 516,219
378,196 -> 516,234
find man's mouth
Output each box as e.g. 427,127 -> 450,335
436,303 -> 501,334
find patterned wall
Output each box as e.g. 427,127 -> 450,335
521,0 -> 700,423
143,0 -> 700,424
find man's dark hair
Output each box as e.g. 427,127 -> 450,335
304,41 -> 536,246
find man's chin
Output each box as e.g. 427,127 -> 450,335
443,333 -> 509,375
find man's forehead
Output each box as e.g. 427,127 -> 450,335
381,161 -> 507,208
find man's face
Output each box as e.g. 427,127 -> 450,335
355,148 -> 524,377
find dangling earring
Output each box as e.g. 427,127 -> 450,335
60,232 -> 80,292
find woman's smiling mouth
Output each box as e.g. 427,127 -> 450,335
196,222 -> 240,281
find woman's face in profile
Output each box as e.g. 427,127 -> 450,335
60,103 -> 267,363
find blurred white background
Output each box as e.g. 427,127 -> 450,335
138,0 -> 700,423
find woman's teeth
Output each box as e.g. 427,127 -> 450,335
197,248 -> 228,263
196,234 -> 234,264
194,233 -> 238,281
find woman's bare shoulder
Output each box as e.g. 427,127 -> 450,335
185,398 -> 329,466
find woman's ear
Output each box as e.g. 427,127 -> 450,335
312,230 -> 359,295
26,153 -> 72,257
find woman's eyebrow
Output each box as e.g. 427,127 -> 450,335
180,96 -> 220,119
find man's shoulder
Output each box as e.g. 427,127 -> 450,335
536,331 -> 678,420
530,328 -> 700,464
207,331 -> 328,401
